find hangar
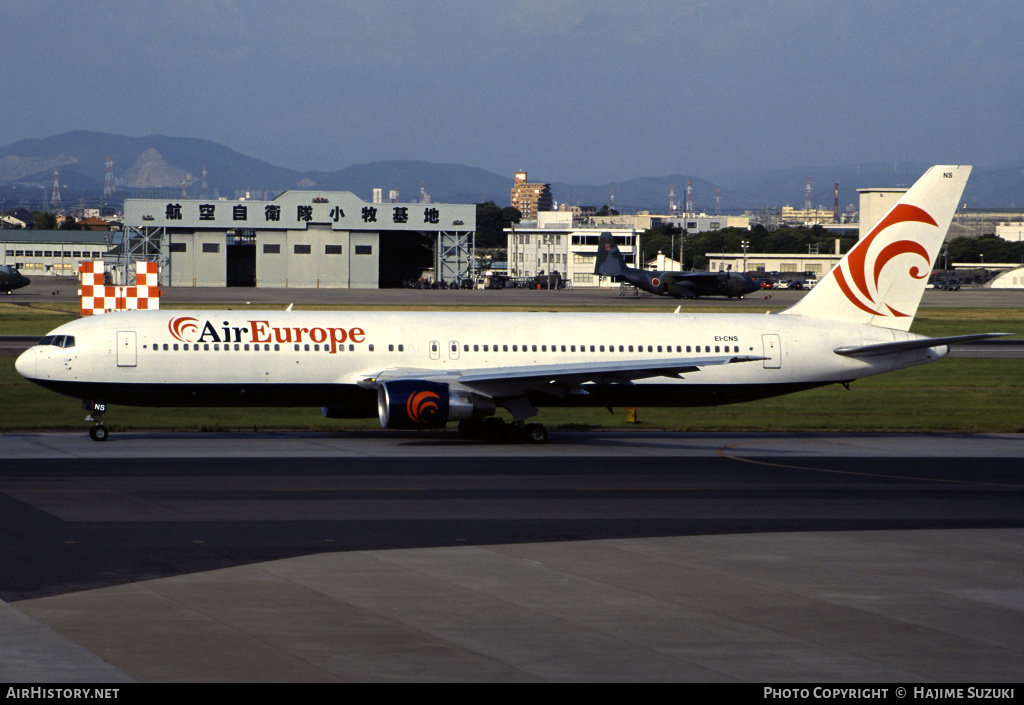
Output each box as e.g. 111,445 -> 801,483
122,191 -> 476,288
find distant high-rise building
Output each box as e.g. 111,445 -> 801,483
510,171 -> 553,220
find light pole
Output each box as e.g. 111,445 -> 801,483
741,240 -> 749,272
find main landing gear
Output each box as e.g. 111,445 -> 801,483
83,401 -> 108,442
458,417 -> 548,444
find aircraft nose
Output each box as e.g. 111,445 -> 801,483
15,348 -> 35,379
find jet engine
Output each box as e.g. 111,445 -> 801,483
377,380 -> 495,429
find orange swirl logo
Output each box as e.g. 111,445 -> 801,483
168,316 -> 200,342
832,203 -> 937,318
406,390 -> 441,424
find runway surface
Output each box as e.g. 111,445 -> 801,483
1,431 -> 1021,682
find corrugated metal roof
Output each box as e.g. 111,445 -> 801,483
0,229 -> 112,244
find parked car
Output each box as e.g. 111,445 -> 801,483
935,279 -> 961,291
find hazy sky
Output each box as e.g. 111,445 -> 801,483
2,0 -> 1022,183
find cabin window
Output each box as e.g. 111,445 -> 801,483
368,344 -> 374,352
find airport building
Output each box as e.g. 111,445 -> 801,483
121,191 -> 476,288
505,211 -> 638,288
0,230 -> 114,276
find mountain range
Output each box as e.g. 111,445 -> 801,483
2,131 -> 1023,214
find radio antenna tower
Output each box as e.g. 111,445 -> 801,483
181,175 -> 188,200
200,165 -> 209,200
51,166 -> 62,210
610,189 -> 615,213
669,185 -> 677,215
685,179 -> 693,215
715,189 -> 722,216
103,156 -> 115,199
805,176 -> 813,213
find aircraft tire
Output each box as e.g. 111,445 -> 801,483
524,423 -> 547,444
89,425 -> 109,442
505,424 -> 524,444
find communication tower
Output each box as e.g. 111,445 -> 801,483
610,189 -> 615,213
51,166 -> 62,210
685,179 -> 693,215
805,176 -> 813,212
200,165 -> 209,200
669,185 -> 677,215
181,175 -> 188,200
715,189 -> 722,217
834,183 -> 840,223
103,156 -> 115,199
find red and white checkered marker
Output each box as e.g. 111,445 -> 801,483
78,260 -> 160,316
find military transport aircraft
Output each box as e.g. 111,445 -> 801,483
0,265 -> 30,294
16,166 -> 1002,442
594,233 -> 760,299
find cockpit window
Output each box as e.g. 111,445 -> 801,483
36,335 -> 74,348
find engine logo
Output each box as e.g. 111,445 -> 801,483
406,390 -> 441,424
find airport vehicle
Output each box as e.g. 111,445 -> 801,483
0,265 -> 30,294
594,233 -> 760,299
16,166 -> 1002,442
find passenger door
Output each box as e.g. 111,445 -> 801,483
117,331 -> 137,367
761,334 -> 781,369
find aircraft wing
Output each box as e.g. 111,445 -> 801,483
833,333 -> 1008,357
359,354 -> 764,397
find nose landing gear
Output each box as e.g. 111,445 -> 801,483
83,401 -> 108,442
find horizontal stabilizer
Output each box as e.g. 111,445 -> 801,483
834,333 -> 1008,357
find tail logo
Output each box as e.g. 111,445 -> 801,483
168,316 -> 200,342
832,204 -> 937,318
406,390 -> 441,424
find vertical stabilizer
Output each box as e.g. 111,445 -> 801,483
780,165 -> 970,331
594,232 -> 628,277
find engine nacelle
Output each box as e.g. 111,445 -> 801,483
377,380 -> 494,429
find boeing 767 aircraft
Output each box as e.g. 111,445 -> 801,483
16,165 -> 1001,442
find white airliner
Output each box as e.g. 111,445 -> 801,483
15,165 -> 1001,442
